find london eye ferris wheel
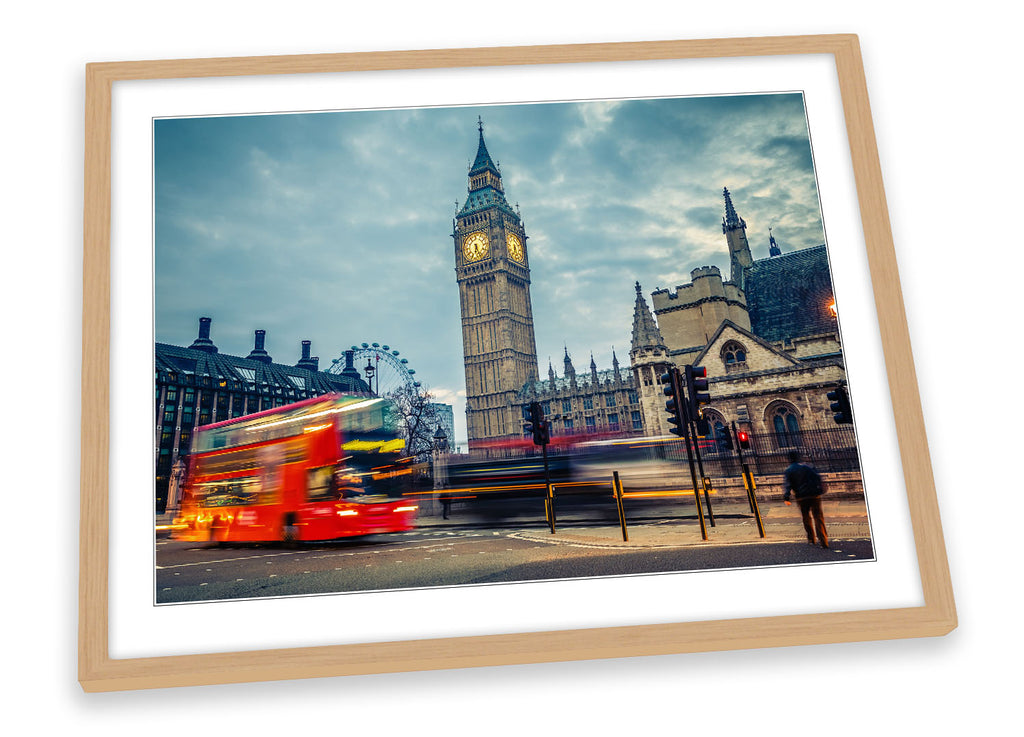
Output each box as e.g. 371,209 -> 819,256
326,342 -> 421,397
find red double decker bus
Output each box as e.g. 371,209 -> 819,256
172,394 -> 418,544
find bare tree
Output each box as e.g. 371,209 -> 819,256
385,383 -> 442,460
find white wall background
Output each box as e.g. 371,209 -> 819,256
3,2 -> 1017,732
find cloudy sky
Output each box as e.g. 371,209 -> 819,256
155,92 -> 825,447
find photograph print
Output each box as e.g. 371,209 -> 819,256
153,91 -> 872,605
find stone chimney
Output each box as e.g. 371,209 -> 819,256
246,329 -> 272,364
188,317 -> 218,353
339,349 -> 363,385
296,340 -> 319,371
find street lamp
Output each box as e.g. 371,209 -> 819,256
433,425 -> 449,452
432,425 -> 450,517
363,357 -> 377,395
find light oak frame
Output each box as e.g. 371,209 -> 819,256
80,34 -> 955,692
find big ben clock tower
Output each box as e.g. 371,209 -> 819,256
453,119 -> 539,449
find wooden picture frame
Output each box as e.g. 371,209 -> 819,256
80,34 -> 955,692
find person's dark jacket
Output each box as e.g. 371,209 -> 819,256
783,463 -> 824,501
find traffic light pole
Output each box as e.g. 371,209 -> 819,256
683,397 -> 715,528
732,421 -> 764,537
526,401 -> 556,534
612,470 -> 628,542
671,369 -> 708,541
680,420 -> 708,540
542,436 -> 555,534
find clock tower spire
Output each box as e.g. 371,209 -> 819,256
453,120 -> 539,450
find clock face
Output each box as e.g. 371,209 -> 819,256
463,231 -> 489,262
506,233 -> 524,263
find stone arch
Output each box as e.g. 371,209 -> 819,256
720,339 -> 748,368
702,408 -> 730,453
763,399 -> 802,448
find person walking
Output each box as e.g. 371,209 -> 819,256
782,450 -> 829,548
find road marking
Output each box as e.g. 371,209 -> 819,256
157,535 -> 492,570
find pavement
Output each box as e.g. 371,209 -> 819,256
414,499 -> 871,549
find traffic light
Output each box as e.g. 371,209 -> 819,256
684,365 -> 710,420
524,401 -> 551,446
661,368 -> 685,437
736,429 -> 751,450
717,425 -> 733,451
827,385 -> 853,425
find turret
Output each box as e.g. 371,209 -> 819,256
563,347 -> 577,388
769,227 -> 782,257
722,187 -> 754,291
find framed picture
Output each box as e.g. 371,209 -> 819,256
80,34 -> 955,692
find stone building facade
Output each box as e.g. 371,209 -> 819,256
630,188 -> 847,446
518,349 -> 643,440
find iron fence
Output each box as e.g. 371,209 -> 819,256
699,426 -> 861,477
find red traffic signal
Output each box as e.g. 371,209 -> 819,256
736,429 -> 751,450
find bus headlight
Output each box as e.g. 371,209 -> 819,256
336,509 -> 359,517
393,505 -> 418,513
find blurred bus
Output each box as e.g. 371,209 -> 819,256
173,394 -> 418,544
570,435 -> 691,490
438,452 -> 573,521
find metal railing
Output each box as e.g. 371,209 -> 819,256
700,426 -> 861,476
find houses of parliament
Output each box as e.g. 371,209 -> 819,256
452,121 -> 848,454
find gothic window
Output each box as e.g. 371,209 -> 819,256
628,391 -> 638,404
631,410 -> 642,430
562,399 -> 572,413
702,409 -> 728,453
768,402 -> 801,448
606,394 -> 616,407
583,397 -> 594,410
721,340 -> 748,368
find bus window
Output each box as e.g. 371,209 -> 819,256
307,466 -> 336,502
198,476 -> 263,507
